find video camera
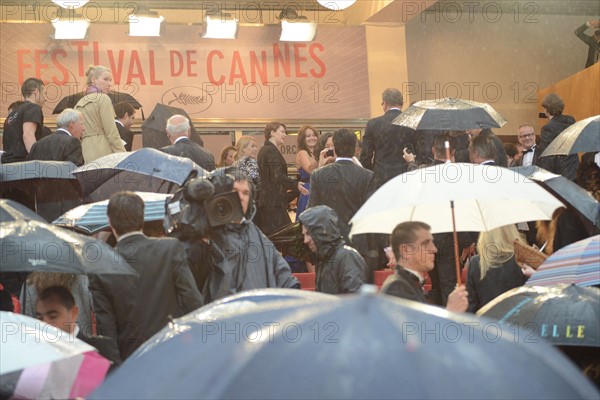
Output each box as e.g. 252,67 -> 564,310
164,168 -> 244,239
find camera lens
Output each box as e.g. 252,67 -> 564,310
213,198 -> 232,218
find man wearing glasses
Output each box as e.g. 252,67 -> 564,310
516,124 -> 538,167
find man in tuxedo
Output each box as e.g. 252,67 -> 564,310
90,192 -> 203,358
381,221 -> 468,312
114,102 -> 135,151
160,115 -> 215,171
35,285 -> 121,369
516,124 -> 538,167
359,88 -> 415,190
27,108 -> 84,166
469,134 -> 497,165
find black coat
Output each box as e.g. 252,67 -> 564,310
380,267 -> 428,304
359,109 -> 415,189
538,115 -> 579,181
116,122 -> 133,152
466,255 -> 527,313
26,129 -> 84,166
77,331 -> 122,371
298,206 -> 367,294
161,138 -> 215,171
454,130 -> 508,167
575,23 -> 600,69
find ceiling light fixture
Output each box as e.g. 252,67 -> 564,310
51,0 -> 89,9
278,8 -> 317,42
128,9 -> 164,37
317,0 -> 356,11
52,17 -> 90,39
201,13 -> 238,39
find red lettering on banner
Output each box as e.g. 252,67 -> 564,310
71,41 -> 89,76
293,44 -> 308,78
92,41 -> 100,65
170,51 -> 183,77
249,51 -> 268,84
17,50 -> 32,83
34,50 -> 49,81
309,43 -> 326,78
207,50 -> 225,85
186,50 -> 197,77
51,49 -> 69,84
148,51 -> 163,85
229,51 -> 247,85
273,44 -> 291,78
107,50 -> 125,84
127,51 -> 145,85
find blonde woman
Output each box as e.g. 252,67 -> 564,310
466,224 -> 528,312
232,135 -> 260,186
75,65 -> 126,163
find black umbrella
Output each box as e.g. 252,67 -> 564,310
0,220 -> 136,276
512,165 -> 600,230
540,115 -> 600,157
141,103 -> 204,149
478,285 -> 599,348
72,148 -> 206,202
268,222 -> 312,262
0,199 -> 46,223
92,291 -> 599,399
52,91 -> 142,114
392,98 -> 507,131
0,161 -> 82,222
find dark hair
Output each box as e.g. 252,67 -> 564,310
333,128 -> 357,157
541,93 -> 564,116
107,191 -> 145,235
470,134 -> 497,161
217,145 -> 236,168
433,133 -> 456,159
382,88 -> 403,107
315,132 -> 333,161
8,100 -> 24,113
505,143 -> 518,158
38,285 -> 76,310
297,125 -> 319,157
264,122 -> 285,141
114,102 -> 135,119
390,221 -> 431,261
21,77 -> 44,98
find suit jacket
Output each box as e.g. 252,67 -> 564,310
537,115 -> 579,180
359,109 -> 415,189
161,138 -> 215,171
257,140 -> 299,208
455,130 -> 508,167
516,145 -> 540,167
90,234 -> 203,357
380,267 -> 428,304
26,129 -> 84,166
77,331 -> 122,370
575,23 -> 600,68
116,121 -> 133,151
308,160 -> 374,242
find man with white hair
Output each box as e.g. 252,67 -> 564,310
27,108 -> 84,166
160,114 -> 215,171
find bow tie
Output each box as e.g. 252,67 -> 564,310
523,146 -> 536,154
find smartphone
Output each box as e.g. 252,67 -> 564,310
326,149 -> 334,157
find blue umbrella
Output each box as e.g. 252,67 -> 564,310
92,291 -> 599,399
72,148 -> 206,202
53,192 -> 171,235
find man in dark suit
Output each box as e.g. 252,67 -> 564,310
26,108 -> 84,166
359,88 -> 415,190
160,115 -> 215,171
381,221 -> 468,312
575,20 -> 600,69
516,124 -> 539,167
35,285 -> 121,369
469,134 -> 497,165
308,128 -> 377,279
90,192 -> 203,358
114,102 -> 135,151
455,128 -> 507,166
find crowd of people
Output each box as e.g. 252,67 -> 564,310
1,62 -> 599,388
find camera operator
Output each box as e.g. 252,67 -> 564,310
166,167 -> 300,304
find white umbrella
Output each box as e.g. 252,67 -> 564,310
349,163 -> 564,283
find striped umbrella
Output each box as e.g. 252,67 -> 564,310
526,235 -> 600,287
53,192 -> 171,235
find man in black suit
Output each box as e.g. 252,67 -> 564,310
114,102 -> 135,151
160,115 -> 215,171
469,134 -> 497,165
35,285 -> 121,370
381,221 -> 468,312
90,192 -> 203,358
575,20 -> 600,69
516,124 -> 539,167
308,128 -> 377,279
359,88 -> 415,190
455,128 -> 507,166
27,108 -> 84,166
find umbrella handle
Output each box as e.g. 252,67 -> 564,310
450,200 -> 462,286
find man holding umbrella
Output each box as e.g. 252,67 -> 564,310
381,221 -> 468,312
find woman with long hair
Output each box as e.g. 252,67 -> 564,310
295,125 -> 319,221
75,65 -> 126,163
217,145 -> 236,168
466,224 -> 529,312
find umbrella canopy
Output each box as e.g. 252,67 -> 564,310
92,291 -> 599,399
72,148 -> 206,202
392,98 -> 507,131
350,163 -> 564,236
0,199 -> 46,223
52,91 -> 142,114
53,192 -> 172,235
141,103 -> 204,149
0,160 -> 82,222
525,235 -> 600,287
0,220 -> 137,275
1,312 -> 110,399
478,285 -> 600,348
129,288 -> 338,361
540,115 -> 600,157
511,165 -> 600,228
267,222 -> 312,262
